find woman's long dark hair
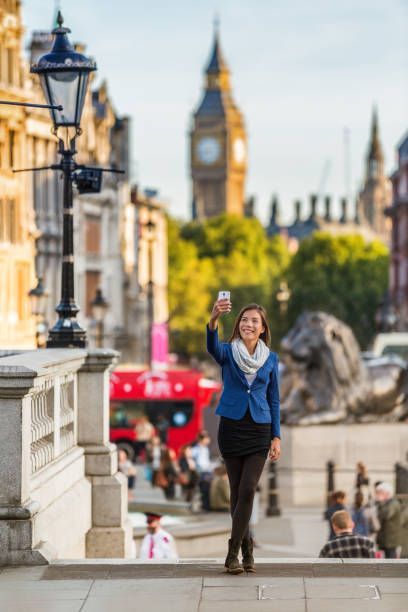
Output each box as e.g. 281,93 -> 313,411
228,303 -> 271,348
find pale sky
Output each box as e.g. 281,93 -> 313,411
22,0 -> 408,224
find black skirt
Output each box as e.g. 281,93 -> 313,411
218,409 -> 271,458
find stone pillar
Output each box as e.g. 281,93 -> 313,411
78,349 -> 133,558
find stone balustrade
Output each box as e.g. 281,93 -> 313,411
0,349 -> 133,565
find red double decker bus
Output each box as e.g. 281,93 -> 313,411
109,366 -> 221,459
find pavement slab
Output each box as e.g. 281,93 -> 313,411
204,576 -> 304,587
199,601 -> 307,612
305,580 -> 380,600
82,596 -> 200,612
0,567 -> 46,581
0,580 -> 92,602
307,597 -> 408,612
202,582 -> 305,601
88,576 -> 202,597
1,603 -> 83,612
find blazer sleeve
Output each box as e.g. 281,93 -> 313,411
206,324 -> 228,365
267,354 -> 280,439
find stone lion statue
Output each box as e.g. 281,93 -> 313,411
279,311 -> 408,425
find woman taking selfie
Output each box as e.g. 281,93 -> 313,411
207,297 -> 280,574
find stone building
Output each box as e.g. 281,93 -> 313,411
386,132 -> 408,326
0,0 -> 37,348
267,110 -> 391,250
190,27 -> 247,220
121,186 -> 168,365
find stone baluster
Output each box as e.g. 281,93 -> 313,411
77,349 -> 133,558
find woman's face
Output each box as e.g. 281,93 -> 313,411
239,309 -> 265,343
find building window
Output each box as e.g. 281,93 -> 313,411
0,199 -> 4,241
85,270 -> 101,317
16,262 -> 29,322
1,199 -> 18,243
85,216 -> 101,254
9,130 -> 15,168
7,48 -> 14,85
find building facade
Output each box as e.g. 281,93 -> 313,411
386,132 -> 408,326
357,109 -> 392,245
190,28 -> 247,220
27,28 -> 133,351
121,186 -> 168,365
267,110 -> 391,251
0,0 -> 37,348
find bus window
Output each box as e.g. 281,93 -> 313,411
110,400 -> 194,429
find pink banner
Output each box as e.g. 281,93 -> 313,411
151,322 -> 169,368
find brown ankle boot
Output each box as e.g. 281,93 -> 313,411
241,536 -> 255,572
224,538 -> 244,574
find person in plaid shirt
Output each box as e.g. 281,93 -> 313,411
319,510 -> 376,558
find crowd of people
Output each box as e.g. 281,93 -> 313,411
321,462 -> 408,559
118,425 -> 408,561
117,415 -> 235,512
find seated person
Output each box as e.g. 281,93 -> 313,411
319,510 -> 375,558
210,465 -> 230,511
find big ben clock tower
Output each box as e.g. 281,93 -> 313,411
190,27 -> 247,219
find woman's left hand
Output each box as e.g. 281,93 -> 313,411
269,437 -> 280,461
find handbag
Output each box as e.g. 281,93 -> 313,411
154,470 -> 169,488
177,471 -> 190,486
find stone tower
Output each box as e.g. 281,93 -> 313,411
190,26 -> 247,220
358,108 -> 392,244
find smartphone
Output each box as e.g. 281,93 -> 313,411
218,291 -> 230,301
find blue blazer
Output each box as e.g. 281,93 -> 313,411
206,325 -> 280,439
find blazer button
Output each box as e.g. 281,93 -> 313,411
247,389 -> 251,393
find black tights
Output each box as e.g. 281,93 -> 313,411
224,454 -> 267,542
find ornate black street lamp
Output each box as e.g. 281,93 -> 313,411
145,217 -> 156,367
31,12 -> 96,347
28,277 -> 50,348
91,288 -> 110,349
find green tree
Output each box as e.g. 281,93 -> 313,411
168,214 -> 290,357
286,233 -> 389,348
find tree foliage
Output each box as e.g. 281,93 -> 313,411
168,214 -> 289,356
286,233 -> 389,348
168,217 -> 389,357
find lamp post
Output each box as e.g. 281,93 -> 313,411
30,11 -> 96,348
276,281 -> 291,315
28,277 -> 50,348
375,289 -> 397,333
265,281 -> 291,517
91,288 -> 110,349
145,217 -> 156,367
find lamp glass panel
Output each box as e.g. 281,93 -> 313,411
41,70 -> 80,126
75,73 -> 90,125
29,293 -> 40,316
92,303 -> 107,323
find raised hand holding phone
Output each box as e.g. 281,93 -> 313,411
209,291 -> 231,330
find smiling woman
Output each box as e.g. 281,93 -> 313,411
207,299 -> 280,574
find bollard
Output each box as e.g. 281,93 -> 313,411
395,462 -> 408,501
266,461 -> 281,516
326,460 -> 335,509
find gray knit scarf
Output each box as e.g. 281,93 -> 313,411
231,338 -> 270,375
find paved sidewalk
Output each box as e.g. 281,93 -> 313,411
132,468 -> 328,558
1,562 -> 407,612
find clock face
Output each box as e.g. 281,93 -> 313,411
196,137 -> 221,164
233,138 -> 246,164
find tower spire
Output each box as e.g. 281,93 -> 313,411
368,106 -> 383,162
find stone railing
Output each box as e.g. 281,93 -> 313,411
0,349 -> 133,565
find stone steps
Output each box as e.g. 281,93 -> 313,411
38,559 -> 408,580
